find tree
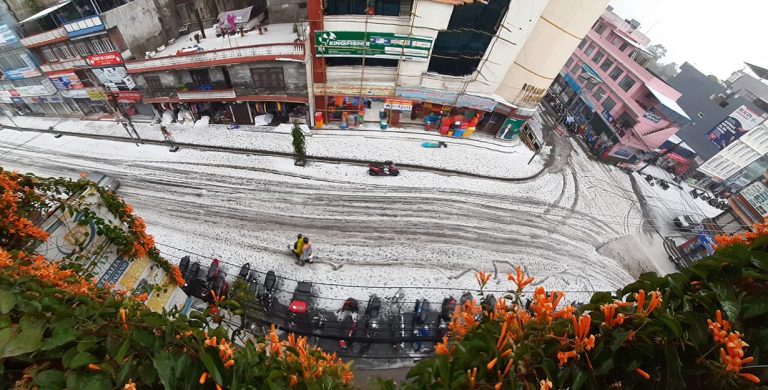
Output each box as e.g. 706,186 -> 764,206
291,122 -> 306,166
646,43 -> 667,61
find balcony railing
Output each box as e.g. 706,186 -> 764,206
40,58 -> 89,73
177,89 -> 236,100
64,16 -> 105,38
125,43 -> 305,73
20,27 -> 67,48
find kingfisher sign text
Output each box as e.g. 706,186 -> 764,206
315,31 -> 432,61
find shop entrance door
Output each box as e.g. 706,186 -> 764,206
230,103 -> 251,124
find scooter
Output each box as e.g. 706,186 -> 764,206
438,297 -> 457,336
360,295 -> 382,354
338,298 -> 359,350
256,270 -> 277,313
412,299 -> 431,352
368,161 -> 400,176
288,281 -> 313,332
207,258 -> 221,282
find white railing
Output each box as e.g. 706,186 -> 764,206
20,27 -> 67,47
177,89 -> 237,100
125,43 -> 304,73
40,58 -> 89,73
64,16 -> 104,37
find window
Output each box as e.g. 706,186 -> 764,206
325,57 -> 398,67
100,38 -> 115,52
250,67 -> 285,90
611,35 -> 620,45
41,47 -> 57,62
143,75 -> 163,92
600,58 -> 614,73
618,75 -> 636,92
594,23 -> 606,35
571,61 -> 581,75
593,87 -> 606,101
592,51 -> 604,64
609,67 -> 624,81
619,42 -> 629,52
75,41 -> 91,57
90,38 -> 116,54
603,97 -> 617,113
57,43 -> 75,59
577,39 -> 587,49
565,57 -> 574,69
324,0 -> 412,16
584,44 -> 595,56
189,69 -> 211,88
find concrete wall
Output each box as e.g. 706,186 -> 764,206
228,61 -> 307,96
101,0 -> 179,59
267,0 -> 305,24
498,0 -> 610,114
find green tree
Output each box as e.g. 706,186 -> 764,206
291,122 -> 307,166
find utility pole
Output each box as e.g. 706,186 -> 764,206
637,122 -> 695,173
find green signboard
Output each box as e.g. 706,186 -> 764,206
315,31 -> 433,61
497,118 -> 525,140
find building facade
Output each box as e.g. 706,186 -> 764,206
308,0 -> 609,140
547,8 -> 690,163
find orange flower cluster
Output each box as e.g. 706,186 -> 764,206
476,271 -> 492,289
634,290 -> 662,316
508,266 -> 534,292
265,325 -> 353,385
0,249 -> 96,297
126,216 -> 155,260
170,266 -> 187,287
713,220 -> 768,249
600,303 -> 626,328
204,332 -> 235,368
0,172 -> 50,245
448,297 -> 482,340
530,287 -> 566,324
707,310 -> 759,384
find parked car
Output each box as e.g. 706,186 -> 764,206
673,215 -> 698,231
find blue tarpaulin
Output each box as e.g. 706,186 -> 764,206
564,74 -> 582,94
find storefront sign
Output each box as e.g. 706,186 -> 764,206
497,117 -> 525,140
48,71 -> 84,90
0,90 -> 14,98
0,24 -> 19,46
707,105 -> 762,150
61,89 -> 89,98
396,87 -> 458,105
315,31 -> 433,61
456,94 -> 498,112
314,83 -> 394,97
87,89 -> 108,101
87,52 -> 124,67
92,67 -> 131,92
643,108 -> 662,123
383,99 -> 412,111
14,82 -> 57,97
3,66 -> 42,80
115,91 -> 142,103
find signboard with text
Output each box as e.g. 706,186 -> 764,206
384,99 -> 412,111
315,31 -> 433,61
48,71 -> 84,90
115,91 -> 141,103
0,24 -> 19,46
314,83 -> 394,97
707,105 -> 762,149
87,52 -> 124,67
92,67 -> 131,92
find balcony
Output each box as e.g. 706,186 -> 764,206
177,89 -> 236,101
125,43 -> 305,74
39,58 -> 89,73
64,16 -> 105,39
20,27 -> 68,48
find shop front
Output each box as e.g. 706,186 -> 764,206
114,91 -> 156,121
147,98 -> 308,127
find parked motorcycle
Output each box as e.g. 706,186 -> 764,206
359,295 -> 382,354
386,289 -> 406,352
481,294 -> 497,314
438,296 -> 457,336
338,298 -> 359,350
288,281 -> 313,331
256,270 -> 277,313
207,258 -> 221,282
368,160 -> 400,176
412,299 -> 431,352
238,262 -> 251,279
179,256 -> 190,275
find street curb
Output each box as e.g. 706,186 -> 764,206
1,124 -> 547,182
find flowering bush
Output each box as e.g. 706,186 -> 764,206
397,232 -> 768,389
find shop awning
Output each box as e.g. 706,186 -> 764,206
580,64 -> 604,83
646,85 -> 691,120
18,1 -> 72,24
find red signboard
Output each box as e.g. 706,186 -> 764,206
87,52 -> 124,67
554,125 -> 565,137
115,91 -> 141,103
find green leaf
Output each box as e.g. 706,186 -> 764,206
572,369 -> 587,390
68,351 -> 98,369
656,313 -> 683,338
0,328 -> 13,352
743,301 -> 768,319
80,373 -> 113,390
589,292 -> 612,305
200,348 -> 224,386
0,317 -> 44,357
0,291 -> 16,315
42,324 -> 78,351
62,346 -> 79,368
610,329 -> 629,351
32,370 -> 66,390
153,351 -> 177,390
664,344 -> 684,390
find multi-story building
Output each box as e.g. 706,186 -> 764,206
11,0 -> 183,119
547,8 -> 690,162
307,0 -> 610,140
0,1 -> 61,117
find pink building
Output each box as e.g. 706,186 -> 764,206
549,9 -> 690,162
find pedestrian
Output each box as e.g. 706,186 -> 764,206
291,234 -> 305,259
160,125 -> 179,152
300,237 -> 313,264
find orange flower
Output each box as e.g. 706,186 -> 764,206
224,359 -> 235,368
540,379 -> 553,390
341,370 -> 353,384
476,271 -> 492,288
557,350 -> 577,366
290,375 -> 298,387
216,384 -> 222,390
530,287 -> 564,324
87,364 -> 101,371
170,266 -> 187,287
435,335 -> 453,355
79,172 -> 88,179
494,383 -> 502,390
739,373 -> 761,384
135,293 -> 148,303
123,380 -> 136,390
635,368 -> 650,380
487,357 -> 498,371
600,303 -> 625,328
508,265 -> 534,292
467,367 -> 478,388
199,372 -> 208,384
119,308 -> 128,332
572,314 -> 595,352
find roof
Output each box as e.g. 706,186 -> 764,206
745,62 -> 768,80
154,22 -> 300,58
19,0 -> 72,24
646,85 -> 691,120
613,30 -> 653,56
581,64 -> 604,83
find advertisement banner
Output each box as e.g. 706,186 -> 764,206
92,67 -> 130,92
706,105 -> 762,149
0,24 -> 19,46
48,71 -> 84,90
315,31 -> 433,61
456,94 -> 498,112
4,66 -> 42,80
87,52 -> 124,67
396,87 -> 459,105
384,99 -> 412,111
87,89 -> 108,101
497,117 -> 525,140
314,83 -> 394,97
115,91 -> 141,103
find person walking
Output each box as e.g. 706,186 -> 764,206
290,234 -> 305,259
